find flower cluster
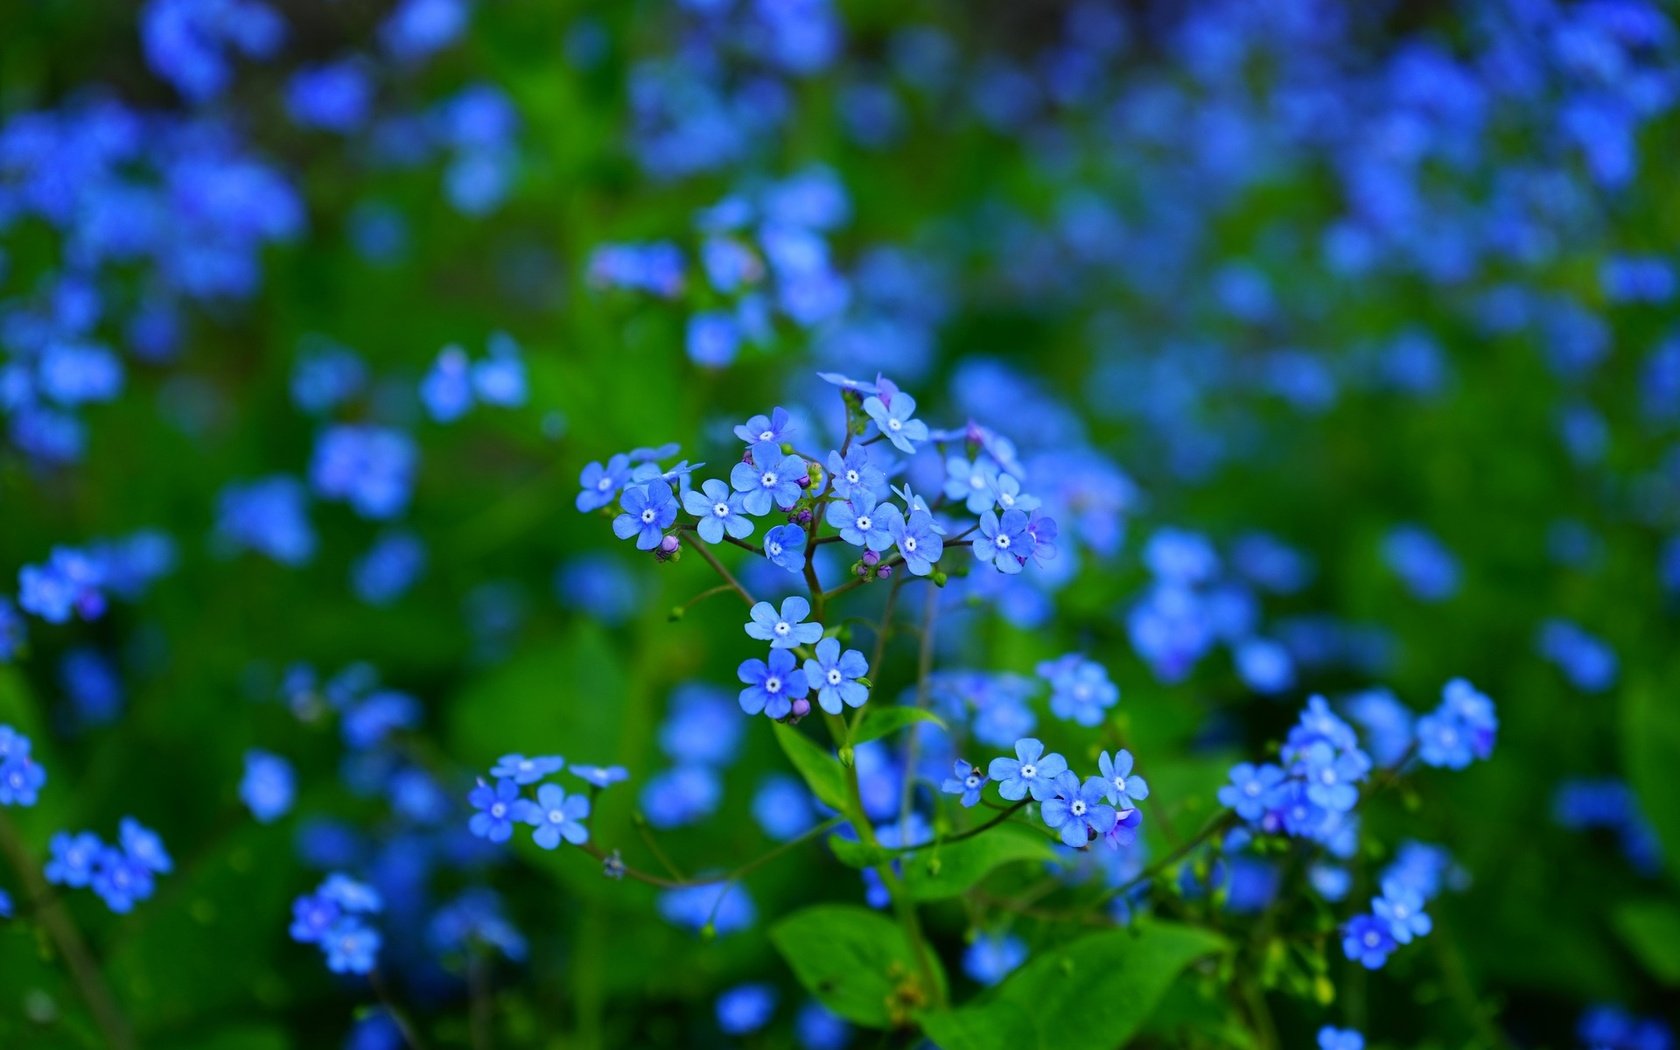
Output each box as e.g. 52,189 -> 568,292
0,726 -> 46,806
44,818 -> 171,914
467,753 -> 620,851
289,873 -> 384,975
942,738 -> 1149,851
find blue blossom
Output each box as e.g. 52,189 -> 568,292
473,333 -> 527,406
1285,695 -> 1362,759
1219,763 -> 1286,822
682,478 -> 754,543
612,481 -> 678,550
795,1001 -> 851,1050
1372,877 -> 1432,944
735,408 -> 795,446
987,738 -> 1068,802
239,749 -> 295,823
320,874 -> 382,915
1342,914 -> 1397,969
737,649 -> 811,719
142,0 -> 285,102
763,523 -> 807,573
0,890 -> 10,919
827,447 -> 886,501
311,425 -> 417,520
324,920 -> 381,975
216,477 -> 316,565
1384,525 -> 1460,601
380,0 -> 465,62
1235,638 -> 1295,695
0,726 -> 45,807
1039,654 -> 1118,727
963,932 -> 1027,985
45,831 -> 103,887
987,472 -> 1040,515
490,754 -> 565,785
802,638 -> 869,713
91,847 -> 155,913
286,60 -> 371,133
1298,741 -> 1368,813
120,818 -> 172,875
717,984 -> 777,1035
468,778 -> 534,843
730,445 -> 807,515
1318,1027 -> 1364,1050
944,455 -> 1000,513
1041,773 -> 1118,848
18,548 -> 106,623
752,774 -> 817,840
641,765 -> 722,829
1144,529 -> 1220,584
826,492 -> 899,551
863,377 -> 928,453
889,510 -> 944,576
658,883 -> 756,935
569,764 -> 629,788
659,684 -> 743,766
746,596 -> 823,648
973,509 -> 1030,573
576,454 -> 631,512
1096,750 -> 1149,810
420,345 -> 474,422
351,531 -> 426,605
941,760 -> 987,808
0,600 -> 25,661
528,783 -> 590,850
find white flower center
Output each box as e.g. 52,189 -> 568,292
965,775 -> 981,788
774,621 -> 791,636
1020,764 -> 1036,779
713,501 -> 730,518
760,471 -> 778,488
768,541 -> 783,556
595,476 -> 612,491
1071,799 -> 1087,816
1364,930 -> 1381,948
845,469 -> 859,484
1244,781 -> 1261,797
826,668 -> 843,685
888,418 -> 902,431
970,474 -> 985,489
1000,491 -> 1015,507
1113,776 -> 1126,793
490,802 -> 506,818
765,676 -> 782,693
759,429 -> 775,441
996,534 -> 1011,550
640,508 -> 656,523
548,810 -> 565,824
904,536 -> 918,552
856,515 -> 872,531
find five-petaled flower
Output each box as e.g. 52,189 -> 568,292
745,596 -> 824,649
988,738 -> 1068,802
737,649 -> 810,719
1040,772 -> 1119,848
941,760 -> 987,808
802,638 -> 869,713
613,481 -> 678,550
529,784 -> 591,849
683,478 -> 755,544
1097,749 -> 1149,810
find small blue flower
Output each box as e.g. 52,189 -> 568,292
987,738 -> 1068,802
941,760 -> 987,808
468,778 -> 535,842
528,783 -> 590,849
91,847 -> 154,914
1416,711 -> 1472,770
240,749 -> 296,824
1219,763 -> 1286,822
1372,877 -> 1432,944
682,478 -> 754,544
119,818 -> 171,875
1096,750 -> 1149,810
420,345 -> 474,422
763,523 -> 807,573
802,638 -> 869,714
987,473 -> 1040,514
944,455 -> 999,514
0,889 -> 11,918
490,754 -> 565,785
612,481 -> 678,550
324,920 -> 381,975
973,510 -> 1030,574
889,510 -> 944,576
827,447 -> 886,501
1298,741 -> 1368,813
737,649 -> 810,719
729,445 -> 807,516
1342,914 -> 1397,969
1039,654 -> 1119,727
963,932 -> 1027,985
1318,1027 -> 1364,1050
1040,773 -> 1118,848
745,596 -> 823,649
717,983 -> 777,1035
45,831 -> 103,888
863,378 -> 928,454
576,454 -> 631,512
826,493 -> 899,552
569,764 -> 629,788
734,408 -> 794,447
0,728 -> 45,807
290,890 -> 342,944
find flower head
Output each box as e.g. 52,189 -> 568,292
490,753 -> 565,785
612,481 -> 678,550
529,783 -> 591,849
1040,773 -> 1118,848
987,738 -> 1068,802
974,510 -> 1031,574
1097,750 -> 1149,810
737,649 -> 810,719
763,524 -> 807,573
941,760 -> 987,808
889,510 -> 944,576
729,444 -> 807,516
802,638 -> 869,713
469,778 -> 536,842
863,378 -> 928,454
746,596 -> 823,649
1342,914 -> 1397,969
682,478 -> 754,544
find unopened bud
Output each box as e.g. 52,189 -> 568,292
876,565 -> 893,580
659,534 -> 680,554
791,698 -> 811,719
932,571 -> 948,587
862,550 -> 880,566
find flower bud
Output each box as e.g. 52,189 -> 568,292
790,698 -> 811,719
862,550 -> 880,566
659,534 -> 680,554
876,565 -> 893,580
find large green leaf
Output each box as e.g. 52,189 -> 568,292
922,923 -> 1226,1050
901,825 -> 1058,901
852,705 -> 946,746
1621,679 -> 1680,885
770,903 -> 947,1028
1612,899 -> 1680,985
772,723 -> 853,814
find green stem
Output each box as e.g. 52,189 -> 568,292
681,531 -> 756,606
578,817 -> 842,889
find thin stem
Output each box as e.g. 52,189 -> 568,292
578,817 -> 842,889
0,811 -> 135,1050
677,583 -> 735,616
634,815 -> 688,882
371,969 -> 432,1050
941,800 -> 1030,846
681,531 -> 756,606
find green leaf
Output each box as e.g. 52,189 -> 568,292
1621,679 -> 1680,885
900,825 -> 1059,901
852,705 -> 946,746
773,723 -> 852,814
771,903 -> 947,1028
926,923 -> 1225,1050
1612,899 -> 1680,985
919,1001 -> 1035,1050
828,834 -> 893,869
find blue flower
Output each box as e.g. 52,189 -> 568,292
1298,741 -> 1368,813
737,649 -> 810,719
963,932 -> 1027,985
941,760 -> 987,807
120,818 -> 172,875
45,831 -> 103,887
1040,773 -> 1118,848
0,889 -> 10,918
763,523 -> 807,573
468,778 -> 535,842
290,889 -> 341,944
734,408 -> 794,447
320,873 -> 383,915
612,481 -> 678,550
987,738 -> 1068,802
216,477 -> 316,566
1416,711 -> 1472,770
240,749 -> 295,824
18,548 -> 106,624
944,455 -> 1000,513
490,754 -> 565,785
889,510 -> 944,576
91,847 -> 154,913
1342,914 -> 1396,969
802,638 -> 869,713
1372,877 -> 1432,944
863,378 -> 928,454
1039,654 -> 1118,727
752,775 -> 817,840
1285,695 -> 1361,758
323,920 -> 381,975
827,447 -> 886,501
1318,1027 -> 1364,1050
528,783 -> 590,849
717,983 -> 777,1035
420,345 -> 474,422
746,596 -> 823,649
310,425 -> 417,520
973,510 -> 1030,573
826,493 -> 899,552
682,478 -> 754,543
474,333 -> 527,406
729,445 -> 807,516
569,764 -> 629,788
1219,763 -> 1285,821
0,727 -> 45,807
796,1000 -> 851,1050
1096,750 -> 1149,810
987,473 -> 1040,515
576,454 -> 631,512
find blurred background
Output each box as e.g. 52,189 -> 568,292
1,0 -> 1678,1047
